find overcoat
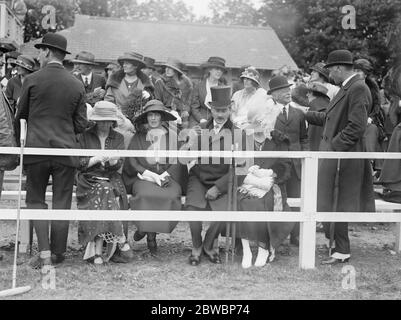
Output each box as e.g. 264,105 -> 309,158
5,75 -> 23,113
15,63 -> 88,167
75,72 -> 106,106
189,77 -> 226,127
308,95 -> 330,151
305,75 -> 375,213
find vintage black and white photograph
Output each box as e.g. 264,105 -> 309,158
0,0 -> 401,304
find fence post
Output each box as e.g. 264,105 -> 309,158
396,223 -> 401,253
18,220 -> 30,253
299,156 -> 318,269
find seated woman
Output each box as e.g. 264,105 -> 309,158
122,100 -> 185,254
236,104 -> 295,268
76,101 -> 133,265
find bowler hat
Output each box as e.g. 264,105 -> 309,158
117,52 -> 146,69
240,66 -> 261,87
144,56 -> 156,70
72,51 -> 97,66
209,86 -> 232,108
353,58 -> 373,74
34,33 -> 71,54
161,58 -> 185,75
201,56 -> 227,72
10,55 -> 35,72
310,62 -> 330,82
89,101 -> 119,122
134,100 -> 177,124
324,50 -> 354,68
267,76 -> 292,94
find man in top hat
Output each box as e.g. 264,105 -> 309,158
15,33 -> 88,269
268,75 -> 309,246
72,51 -> 106,106
304,49 -> 375,265
183,85 -> 242,266
5,55 -> 35,113
309,62 -> 340,101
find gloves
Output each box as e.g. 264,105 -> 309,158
159,171 -> 171,188
88,156 -> 107,167
142,170 -> 162,186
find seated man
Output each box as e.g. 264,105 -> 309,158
183,86 -> 240,266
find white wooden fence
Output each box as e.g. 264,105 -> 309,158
1,147 -> 401,270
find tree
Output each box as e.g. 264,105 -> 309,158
206,0 -> 260,25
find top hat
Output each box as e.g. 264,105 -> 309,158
134,100 -> 177,124
240,66 -> 261,87
353,58 -> 373,74
310,62 -> 330,82
89,101 -> 119,122
117,52 -> 146,69
324,50 -> 354,68
201,56 -> 227,72
10,55 -> 35,72
209,86 -> 232,108
161,58 -> 185,75
71,51 -> 97,66
267,76 -> 293,94
144,56 -> 156,70
34,33 -> 71,54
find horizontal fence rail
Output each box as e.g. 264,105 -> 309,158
1,147 -> 401,269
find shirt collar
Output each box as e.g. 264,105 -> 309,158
342,73 -> 357,87
82,72 -> 93,82
48,60 -> 63,66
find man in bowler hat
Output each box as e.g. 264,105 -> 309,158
304,49 -> 375,264
16,33 -> 88,268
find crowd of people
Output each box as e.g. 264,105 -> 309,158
0,32 -> 400,270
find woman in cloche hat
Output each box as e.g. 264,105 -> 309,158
5,55 -> 36,112
231,66 -> 268,129
188,56 -> 227,127
123,100 -> 185,255
76,101 -> 134,265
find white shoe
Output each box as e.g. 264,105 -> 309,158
242,253 -> 252,269
268,247 -> 276,263
254,247 -> 269,267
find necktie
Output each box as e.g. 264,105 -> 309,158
214,124 -> 220,135
84,77 -> 89,87
283,107 -> 287,121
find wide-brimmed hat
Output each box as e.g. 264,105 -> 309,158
89,101 -> 119,122
34,33 -> 71,54
240,66 -> 261,87
71,51 -> 97,66
10,55 -> 35,72
267,76 -> 293,94
209,86 -> 232,108
117,52 -> 146,69
161,58 -> 185,75
144,56 -> 156,70
201,56 -> 227,72
310,62 -> 330,82
353,58 -> 373,74
324,50 -> 354,68
134,100 -> 177,124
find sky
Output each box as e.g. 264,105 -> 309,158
182,0 -> 264,17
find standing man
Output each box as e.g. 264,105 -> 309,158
268,75 -> 309,246
72,51 -> 106,106
16,33 -> 88,269
305,50 -> 375,264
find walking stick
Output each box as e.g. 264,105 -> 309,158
329,159 -> 341,257
0,119 -> 31,298
225,152 -> 233,264
231,144 -> 239,263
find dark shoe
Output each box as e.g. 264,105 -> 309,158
147,239 -> 157,254
188,254 -> 201,266
321,257 -> 350,265
133,230 -> 146,242
203,250 -> 221,264
110,251 -> 131,264
29,254 -> 52,270
51,253 -> 65,264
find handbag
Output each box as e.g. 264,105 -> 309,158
0,91 -> 19,171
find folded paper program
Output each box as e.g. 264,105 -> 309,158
238,165 -> 275,198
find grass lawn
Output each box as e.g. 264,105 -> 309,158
1,212 -> 401,300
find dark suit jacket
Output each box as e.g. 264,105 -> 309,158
189,78 -> 226,127
274,104 -> 309,179
308,95 -> 330,151
5,75 -> 23,113
16,63 -> 88,167
75,72 -> 106,106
